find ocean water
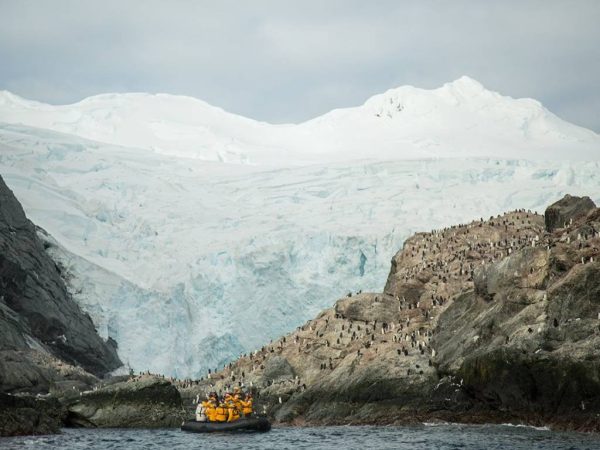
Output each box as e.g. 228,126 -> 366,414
2,425 -> 599,450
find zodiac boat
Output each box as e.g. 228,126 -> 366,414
181,417 -> 271,433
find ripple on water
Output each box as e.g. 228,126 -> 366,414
0,425 -> 599,450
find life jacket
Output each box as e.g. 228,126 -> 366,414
205,401 -> 217,422
241,399 -> 253,416
202,400 -> 215,422
215,403 -> 229,422
227,401 -> 240,422
233,394 -> 243,413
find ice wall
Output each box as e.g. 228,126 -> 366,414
1,123 -> 599,377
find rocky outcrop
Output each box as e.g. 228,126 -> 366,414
0,174 -> 121,396
544,194 -> 596,232
66,376 -> 186,428
0,393 -> 66,436
0,349 -> 99,396
434,252 -> 600,430
188,201 -> 600,431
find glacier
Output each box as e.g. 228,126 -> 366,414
0,77 -> 599,377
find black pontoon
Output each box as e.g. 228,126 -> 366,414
181,417 -> 271,433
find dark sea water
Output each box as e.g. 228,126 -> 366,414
2,424 -> 599,450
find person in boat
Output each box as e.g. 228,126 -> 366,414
225,393 -> 241,422
214,397 -> 229,422
241,393 -> 253,417
195,399 -> 207,422
232,388 -> 244,415
204,393 -> 218,422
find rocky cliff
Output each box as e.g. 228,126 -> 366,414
0,174 -> 123,435
0,174 -> 122,391
191,195 -> 600,431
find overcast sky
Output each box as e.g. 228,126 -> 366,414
1,0 -> 599,131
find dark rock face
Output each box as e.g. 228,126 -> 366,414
435,265 -> 600,429
544,194 -> 596,232
0,393 -> 66,436
66,377 -> 186,428
432,210 -> 600,431
0,174 -> 121,392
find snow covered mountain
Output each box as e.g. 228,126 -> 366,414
0,77 -> 598,377
1,76 -> 598,164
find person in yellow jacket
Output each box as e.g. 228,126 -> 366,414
240,393 -> 253,417
214,399 -> 229,422
205,398 -> 217,422
233,392 -> 244,415
225,393 -> 240,422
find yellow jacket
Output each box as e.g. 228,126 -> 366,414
227,401 -> 240,422
205,401 -> 217,422
233,394 -> 243,413
215,403 -> 229,422
241,399 -> 253,416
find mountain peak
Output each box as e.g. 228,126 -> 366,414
436,75 -> 493,103
443,75 -> 485,92
357,75 -> 494,120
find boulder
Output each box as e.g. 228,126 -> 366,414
334,293 -> 400,323
66,376 -> 186,428
474,247 -> 549,302
544,194 -> 596,232
0,393 -> 66,436
263,356 -> 295,382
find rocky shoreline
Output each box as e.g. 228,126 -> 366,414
1,375 -> 188,436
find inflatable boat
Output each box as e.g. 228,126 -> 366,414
181,417 -> 271,433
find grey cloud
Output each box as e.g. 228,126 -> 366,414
0,0 -> 598,131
